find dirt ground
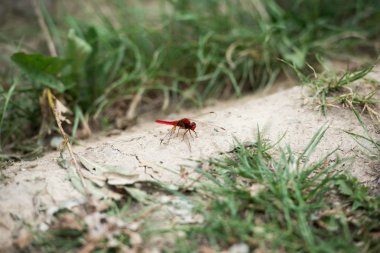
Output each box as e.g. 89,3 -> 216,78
1,66 -> 379,251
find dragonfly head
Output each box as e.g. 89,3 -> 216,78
190,122 -> 196,131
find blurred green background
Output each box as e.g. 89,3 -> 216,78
0,0 -> 379,159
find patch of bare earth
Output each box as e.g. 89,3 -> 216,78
1,66 -> 379,251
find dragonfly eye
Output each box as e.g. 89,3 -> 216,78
191,122 -> 196,130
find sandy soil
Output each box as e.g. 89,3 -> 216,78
0,67 -> 379,251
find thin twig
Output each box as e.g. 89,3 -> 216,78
45,89 -> 87,193
161,88 -> 170,111
126,87 -> 145,120
32,0 -> 57,56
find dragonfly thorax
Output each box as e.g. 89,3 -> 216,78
178,118 -> 196,131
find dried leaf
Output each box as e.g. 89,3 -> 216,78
97,186 -> 123,200
59,157 -> 122,200
78,155 -> 139,185
80,169 -> 107,187
14,229 -> 33,249
125,187 -> 151,203
104,172 -> 139,185
64,158 -> 87,194
55,99 -> 72,124
77,154 -> 109,176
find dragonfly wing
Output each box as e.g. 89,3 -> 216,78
189,118 -> 226,132
183,130 -> 192,152
160,126 -> 177,144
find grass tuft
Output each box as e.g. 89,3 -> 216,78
176,127 -> 380,252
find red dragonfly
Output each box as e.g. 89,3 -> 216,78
155,118 -> 198,145
155,113 -> 225,151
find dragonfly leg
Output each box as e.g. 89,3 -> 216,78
176,127 -> 181,137
183,129 -> 193,141
188,130 -> 197,140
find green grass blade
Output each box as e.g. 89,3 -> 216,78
0,82 -> 17,142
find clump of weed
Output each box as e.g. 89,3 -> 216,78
177,126 -> 380,252
346,109 -> 380,188
288,60 -> 379,120
304,65 -> 375,114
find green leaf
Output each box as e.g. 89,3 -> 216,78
77,154 -> 139,185
58,156 -> 122,200
11,52 -> 67,92
0,82 -> 17,138
283,47 -> 307,69
125,187 -> 151,203
66,29 -> 92,73
336,179 -> 353,196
